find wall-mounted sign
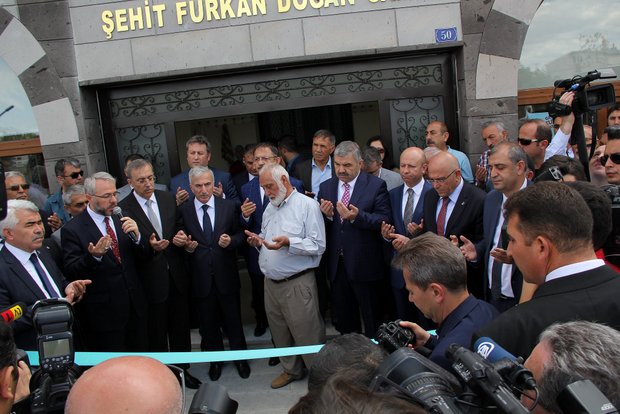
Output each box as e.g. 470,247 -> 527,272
435,27 -> 457,43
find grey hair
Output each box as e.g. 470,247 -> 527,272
125,158 -> 153,179
4,171 -> 26,181
362,147 -> 382,165
392,232 -> 467,292
334,141 -> 361,162
188,166 -> 213,183
259,163 -> 289,183
0,200 -> 39,234
536,321 -> 620,412
481,120 -> 507,134
54,158 -> 81,177
62,185 -> 86,206
313,129 -> 336,145
489,141 -> 528,166
84,172 -> 116,195
185,135 -> 212,152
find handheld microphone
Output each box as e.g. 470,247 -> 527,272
446,344 -> 529,414
475,337 -> 537,390
112,207 -> 138,243
1,302 -> 26,323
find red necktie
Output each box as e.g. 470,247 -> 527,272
340,182 -> 351,223
436,197 -> 449,237
105,217 -> 122,263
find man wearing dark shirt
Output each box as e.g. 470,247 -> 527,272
394,233 -> 498,372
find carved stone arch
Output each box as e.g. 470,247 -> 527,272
0,7 -> 79,148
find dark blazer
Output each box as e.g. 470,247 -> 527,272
318,172 -> 392,282
475,265 -> 620,359
232,172 -> 252,201
178,196 -> 245,298
387,180 -> 432,289
61,210 -> 148,333
295,158 -> 335,195
119,190 -> 189,304
422,181 -> 485,242
169,167 -> 239,204
0,247 -> 68,350
239,176 -> 304,276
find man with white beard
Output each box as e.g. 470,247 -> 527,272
245,163 -> 326,389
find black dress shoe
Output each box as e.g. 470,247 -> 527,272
254,321 -> 267,337
268,357 -> 280,366
209,362 -> 222,381
235,361 -> 251,379
183,370 -> 202,389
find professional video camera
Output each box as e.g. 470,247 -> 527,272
29,299 -> 82,414
548,69 -> 616,118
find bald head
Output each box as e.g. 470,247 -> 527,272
65,356 -> 183,414
399,147 -> 427,187
427,152 -> 461,198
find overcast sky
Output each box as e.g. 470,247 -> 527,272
521,0 -> 620,69
0,58 -> 39,138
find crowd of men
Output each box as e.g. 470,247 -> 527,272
1,102 -> 620,411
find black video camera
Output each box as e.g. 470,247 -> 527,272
30,299 -> 81,414
375,320 -> 415,353
548,69 -> 616,118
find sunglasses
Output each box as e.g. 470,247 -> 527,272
518,138 -> 540,146
8,184 -> 30,191
600,153 -> 620,165
64,171 -> 84,179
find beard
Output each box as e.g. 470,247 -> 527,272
269,180 -> 288,207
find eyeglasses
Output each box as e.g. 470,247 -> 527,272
427,170 -> 456,184
64,171 -> 84,179
167,364 -> 186,413
93,191 -> 120,199
254,156 -> 277,163
7,184 -> 30,191
134,175 -> 156,185
70,201 -> 88,208
518,138 -> 540,146
600,153 -> 620,165
373,148 -> 385,154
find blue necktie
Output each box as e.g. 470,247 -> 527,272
201,204 -> 213,245
30,253 -> 59,298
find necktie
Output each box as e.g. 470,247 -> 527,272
403,188 -> 414,227
340,182 -> 351,223
30,253 -> 59,298
146,199 -> 162,239
202,205 -> 213,245
436,197 -> 449,237
104,217 -> 122,263
490,224 -> 507,302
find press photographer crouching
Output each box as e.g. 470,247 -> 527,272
390,233 -> 498,373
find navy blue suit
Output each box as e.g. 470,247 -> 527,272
170,167 -> 239,205
240,176 -> 304,326
387,180 -> 432,320
0,247 -> 69,350
178,196 -> 247,352
318,172 -> 391,337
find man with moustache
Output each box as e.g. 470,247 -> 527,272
319,141 -> 391,338
245,164 -> 326,389
174,166 -> 249,381
295,129 -> 336,199
0,200 -> 90,349
475,121 -> 508,190
62,172 -> 148,352
425,121 -> 474,183
380,147 -> 432,321
44,158 -> 84,226
119,159 -> 199,388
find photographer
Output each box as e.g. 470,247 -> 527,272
391,233 -> 498,372
522,321 -> 620,413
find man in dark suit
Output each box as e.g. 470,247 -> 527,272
232,144 -> 257,198
118,159 -> 200,388
62,172 -> 149,352
0,200 -> 90,350
475,182 -> 620,359
415,151 -> 485,298
240,143 -> 304,338
169,135 -> 239,206
380,147 -> 432,321
318,141 -> 391,338
174,166 -> 250,381
459,142 -> 531,312
295,129 -> 335,199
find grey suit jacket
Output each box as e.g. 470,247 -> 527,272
379,168 -> 403,192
